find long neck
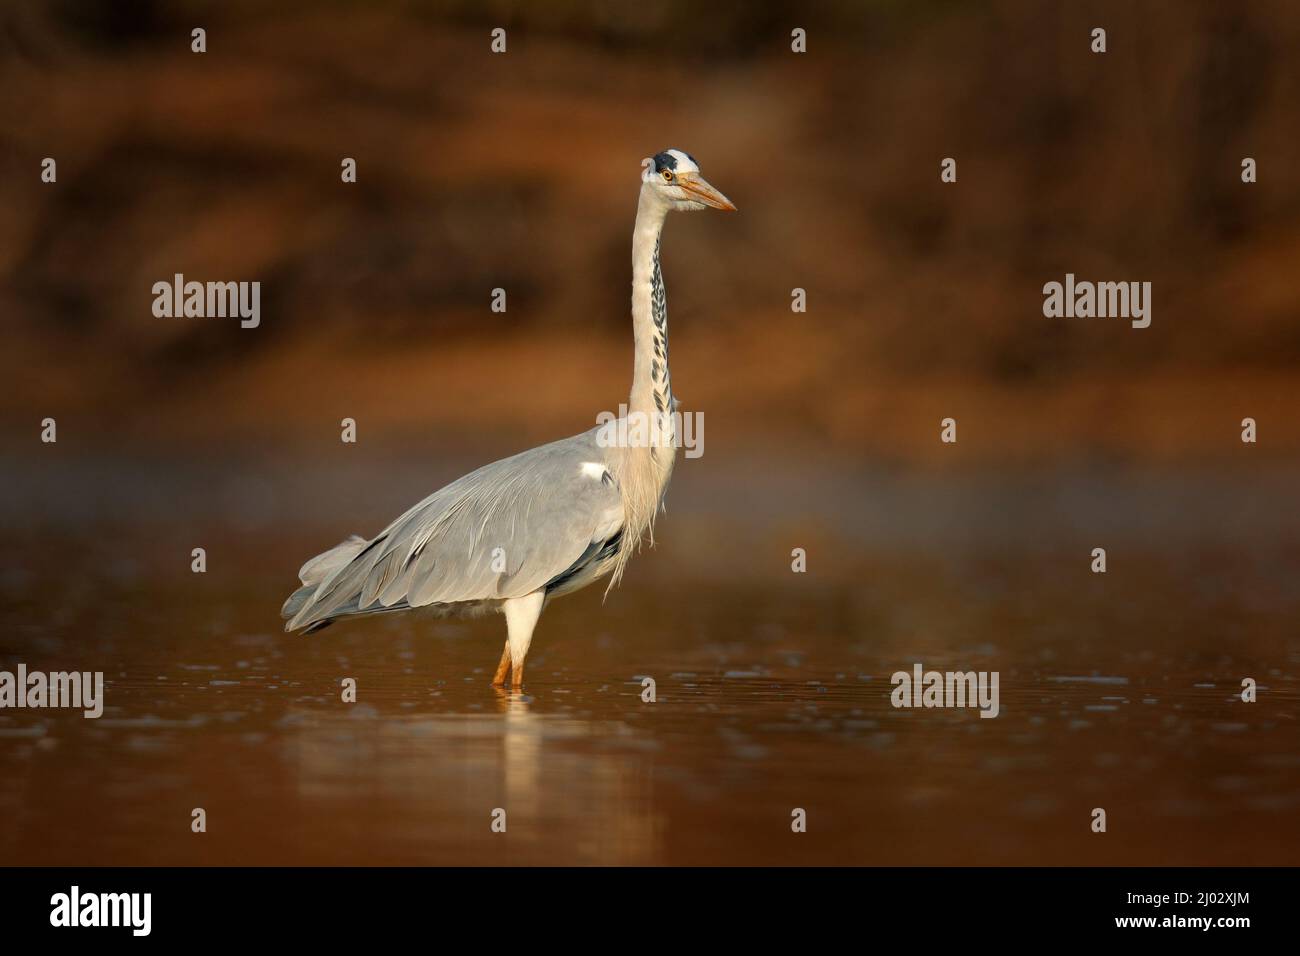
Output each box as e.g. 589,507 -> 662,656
629,186 -> 672,419
604,185 -> 676,591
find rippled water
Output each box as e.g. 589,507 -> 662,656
1,461 -> 1298,865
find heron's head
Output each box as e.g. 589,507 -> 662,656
640,148 -> 736,212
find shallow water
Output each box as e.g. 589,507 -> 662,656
1,460 -> 1298,865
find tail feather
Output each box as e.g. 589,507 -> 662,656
298,535 -> 368,587
282,534 -> 370,632
280,584 -> 316,621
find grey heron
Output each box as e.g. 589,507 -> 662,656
282,148 -> 735,688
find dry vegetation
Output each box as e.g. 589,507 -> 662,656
2,0 -> 1298,463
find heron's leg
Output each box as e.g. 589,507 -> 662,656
502,590 -> 546,690
491,639 -> 512,687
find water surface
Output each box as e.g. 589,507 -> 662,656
1,460 -> 1297,865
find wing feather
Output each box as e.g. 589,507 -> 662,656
284,429 -> 623,631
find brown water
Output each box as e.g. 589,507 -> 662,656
1,457 -> 1298,865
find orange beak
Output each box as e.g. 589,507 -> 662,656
677,174 -> 737,211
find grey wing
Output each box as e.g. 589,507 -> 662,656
283,431 -> 623,631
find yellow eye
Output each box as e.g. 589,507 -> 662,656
661,168 -> 673,182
